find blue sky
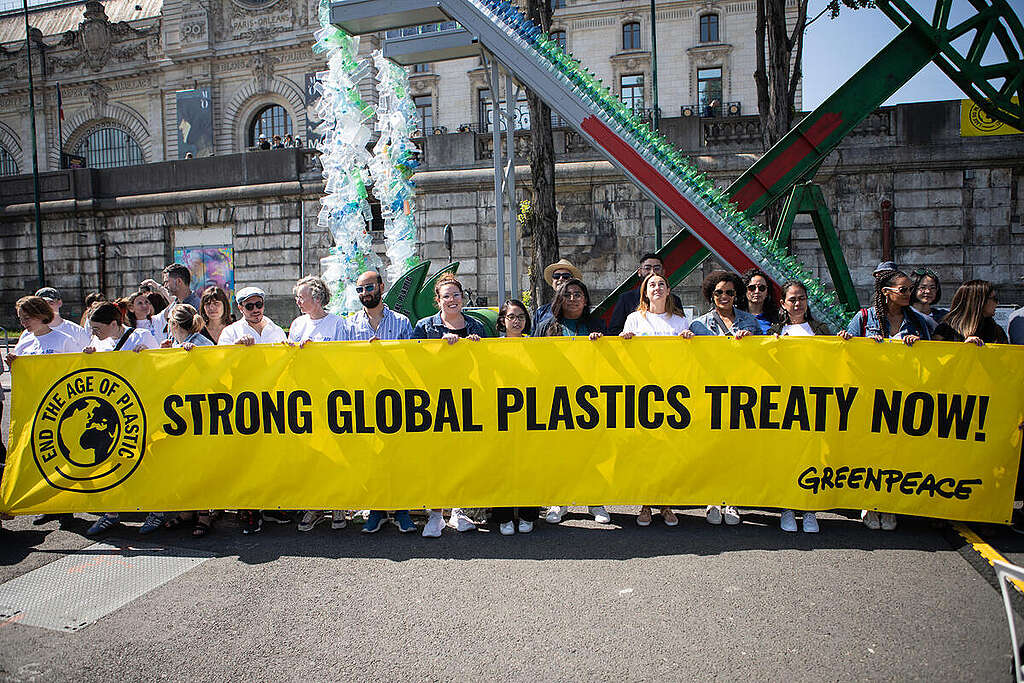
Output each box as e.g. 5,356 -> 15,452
801,0 -> 1023,108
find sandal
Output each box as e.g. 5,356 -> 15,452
193,516 -> 212,537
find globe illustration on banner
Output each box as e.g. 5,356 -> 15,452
56,397 -> 121,468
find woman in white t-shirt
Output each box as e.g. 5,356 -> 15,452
125,290 -> 165,343
620,273 -> 694,527
7,296 -> 79,361
84,302 -> 160,354
289,276 -> 348,533
82,301 -> 159,538
767,281 -> 834,534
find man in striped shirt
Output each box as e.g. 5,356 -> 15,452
346,270 -> 418,534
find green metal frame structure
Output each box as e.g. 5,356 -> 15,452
592,0 -> 1024,322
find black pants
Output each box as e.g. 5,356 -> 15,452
493,507 -> 539,524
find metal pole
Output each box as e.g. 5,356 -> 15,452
56,81 -> 63,168
505,73 -> 519,302
24,0 -> 45,287
650,0 -> 662,250
488,54 -> 506,307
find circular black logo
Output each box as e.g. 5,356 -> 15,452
32,369 -> 146,493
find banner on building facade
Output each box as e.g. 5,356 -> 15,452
176,87 -> 214,158
2,337 -> 1022,523
960,98 -> 1022,137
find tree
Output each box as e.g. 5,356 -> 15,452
523,0 -> 559,310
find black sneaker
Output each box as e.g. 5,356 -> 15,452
239,510 -> 262,535
262,510 -> 292,525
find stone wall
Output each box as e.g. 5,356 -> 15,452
1,100 -> 1023,333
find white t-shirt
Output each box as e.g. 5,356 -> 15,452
134,316 -> 166,342
287,314 -> 347,343
19,316 -> 91,351
780,322 -> 815,337
622,311 -> 691,337
218,317 -> 287,345
91,327 -> 159,352
13,329 -> 78,356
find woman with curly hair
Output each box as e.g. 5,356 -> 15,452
690,270 -> 760,338
933,280 -> 1006,345
738,268 -> 779,334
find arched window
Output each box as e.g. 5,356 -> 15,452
248,105 -> 293,147
699,14 -> 719,42
74,127 -> 144,169
0,145 -> 18,176
551,30 -> 567,49
622,22 -> 641,50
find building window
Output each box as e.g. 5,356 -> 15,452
413,95 -> 433,136
550,0 -> 565,10
620,74 -> 644,114
622,22 -> 641,50
249,105 -> 293,147
699,14 -> 719,43
73,127 -> 144,169
0,145 -> 17,176
551,30 -> 566,49
411,63 -> 431,73
697,67 -> 723,117
479,89 -> 531,132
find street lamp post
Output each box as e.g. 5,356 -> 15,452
23,0 -> 45,288
649,0 -> 662,250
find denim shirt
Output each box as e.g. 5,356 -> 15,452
173,332 -> 215,348
690,308 -> 762,336
412,312 -> 489,339
845,307 -> 932,340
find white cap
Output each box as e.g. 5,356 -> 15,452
235,286 -> 266,304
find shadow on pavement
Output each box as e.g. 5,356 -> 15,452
1,509 -> 960,567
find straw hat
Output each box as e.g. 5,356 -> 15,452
543,259 -> 583,287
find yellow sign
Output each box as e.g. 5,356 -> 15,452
960,98 -> 1022,137
2,337 -> 1022,523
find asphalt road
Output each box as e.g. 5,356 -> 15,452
0,371 -> 1020,681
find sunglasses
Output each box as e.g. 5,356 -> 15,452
883,286 -> 912,295
243,300 -> 264,311
713,289 -> 736,297
355,283 -> 377,294
552,272 -> 574,280
747,284 -> 767,292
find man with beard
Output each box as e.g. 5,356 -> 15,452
345,270 -> 418,534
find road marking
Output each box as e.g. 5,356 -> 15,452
952,522 -> 1024,592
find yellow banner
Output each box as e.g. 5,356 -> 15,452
2,337 -> 1022,523
960,98 -> 1022,137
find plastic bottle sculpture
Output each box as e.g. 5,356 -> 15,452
368,52 -> 421,285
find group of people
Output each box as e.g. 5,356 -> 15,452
256,133 -> 303,150
2,253 -> 1021,538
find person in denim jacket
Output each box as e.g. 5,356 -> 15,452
839,267 -> 931,345
690,270 -> 761,338
689,270 -> 759,526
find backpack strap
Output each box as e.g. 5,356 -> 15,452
113,327 -> 136,351
859,309 -> 868,337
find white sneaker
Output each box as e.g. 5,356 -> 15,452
780,509 -> 798,532
705,505 -> 723,525
297,510 -> 326,532
861,510 -> 881,530
723,506 -> 741,525
331,510 -> 347,530
880,512 -> 898,531
518,519 -> 534,534
589,506 -> 611,524
422,511 -> 444,538
499,521 -> 515,536
448,508 -> 476,532
802,512 -> 819,533
545,506 -> 567,524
